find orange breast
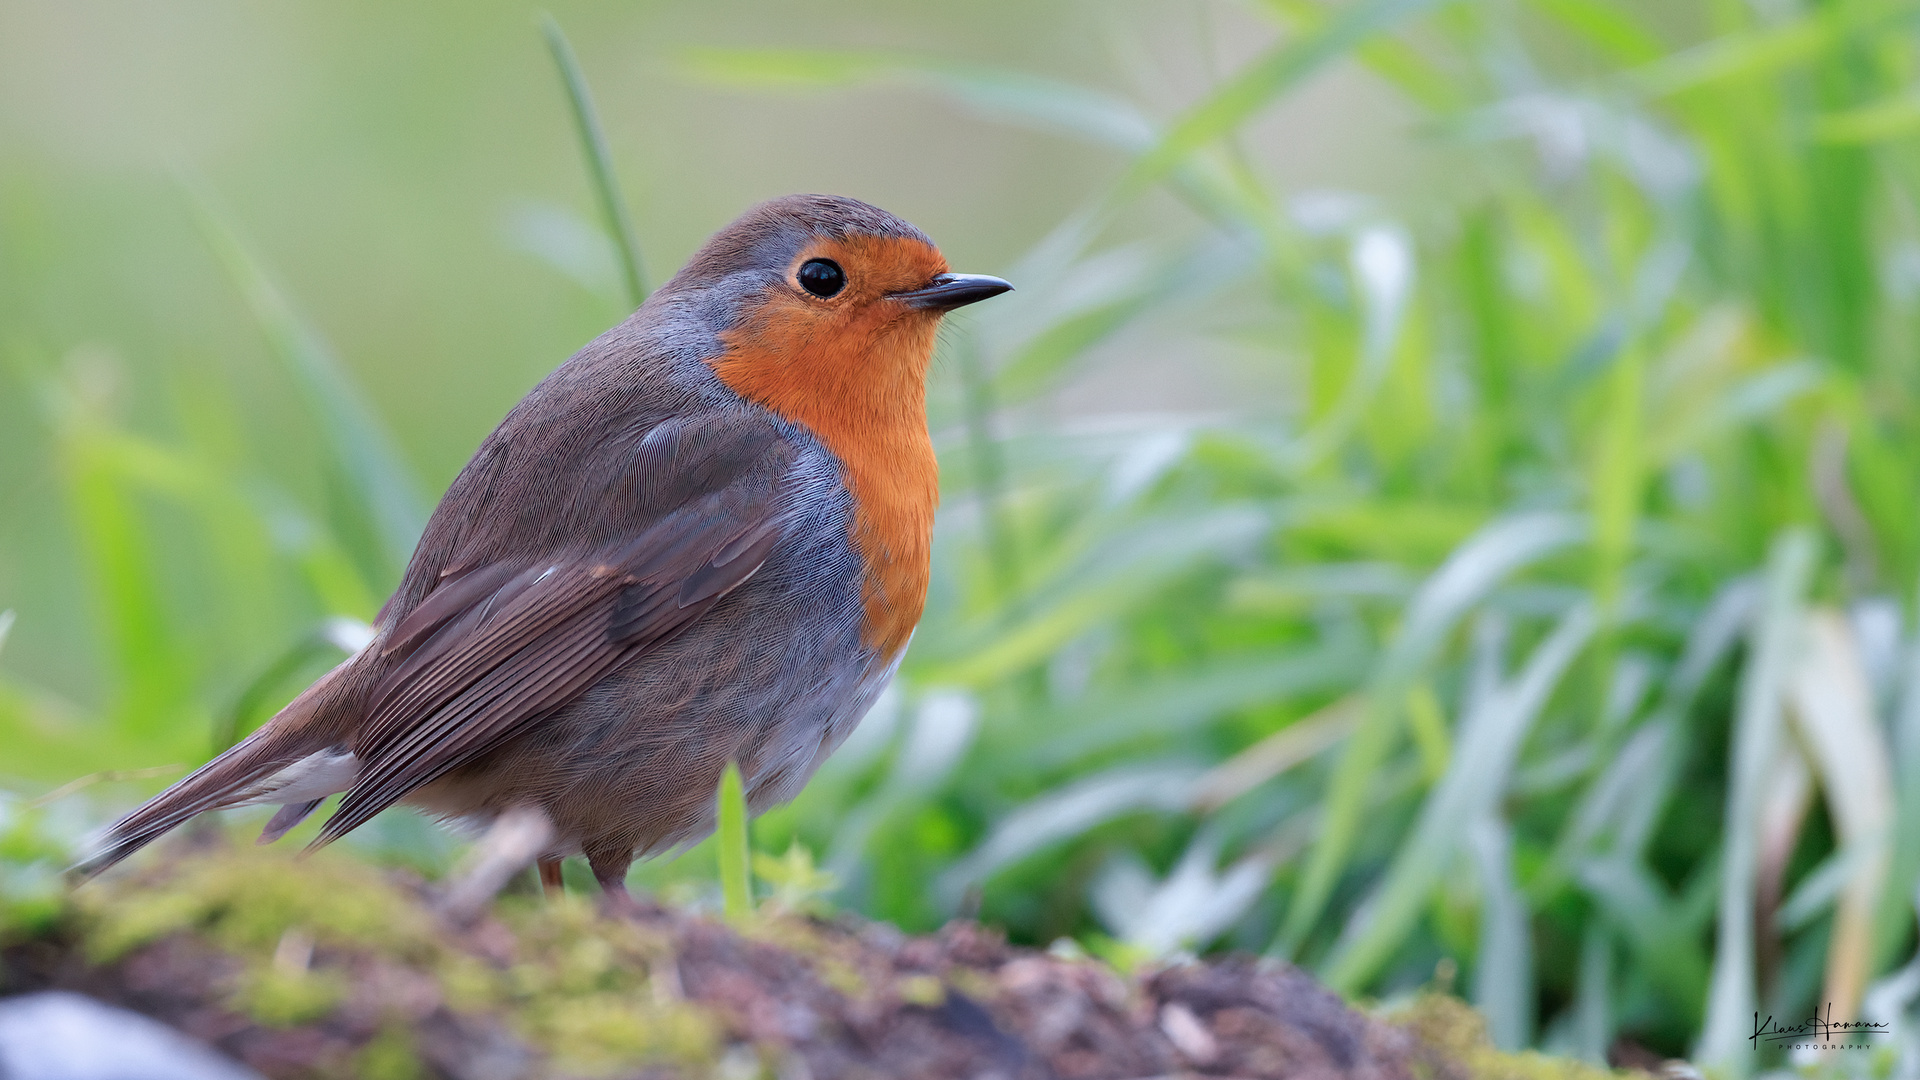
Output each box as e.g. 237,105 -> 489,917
708,236 -> 945,657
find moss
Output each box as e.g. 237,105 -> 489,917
946,965 -> 1001,1005
54,842 -> 1668,1080
356,1024 -> 424,1080
897,973 -> 946,1007
77,847 -> 482,1031
1393,994 -> 1650,1080
496,894 -> 723,1072
238,964 -> 347,1026
81,847 -> 437,964
438,951 -> 506,1013
521,992 -> 720,1076
813,951 -> 869,1000
738,907 -> 836,959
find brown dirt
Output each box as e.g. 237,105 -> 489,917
0,841 -> 1639,1080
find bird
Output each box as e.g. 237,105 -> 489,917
74,193 -> 1012,907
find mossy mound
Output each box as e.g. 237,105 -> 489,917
0,839 -> 1662,1080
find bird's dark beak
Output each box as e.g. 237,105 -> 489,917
892,273 -> 1014,311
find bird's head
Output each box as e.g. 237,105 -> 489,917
659,194 -> 1010,422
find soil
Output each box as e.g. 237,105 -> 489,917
0,841 -> 1642,1080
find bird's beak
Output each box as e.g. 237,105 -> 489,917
892,273 -> 1014,311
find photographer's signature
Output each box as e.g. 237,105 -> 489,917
1751,1004 -> 1891,1048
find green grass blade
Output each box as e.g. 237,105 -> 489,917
1121,0 -> 1452,194
1816,88 -> 1920,143
186,185 -> 427,577
1524,0 -> 1667,65
1469,815 -> 1535,1050
935,764 -> 1204,907
1321,600 -> 1596,991
54,401 -> 197,743
1589,348 -> 1643,620
1878,631 -> 1920,973
923,505 -> 1270,686
210,627 -> 353,754
1696,528 -> 1816,1075
1284,225 -> 1414,471
1786,610 -> 1893,1023
1628,0 -> 1907,98
1030,640 -> 1371,769
541,13 -> 646,309
718,761 -> 752,923
1578,855 -> 1712,1024
684,49 -> 1155,152
1277,512 -> 1585,955
1572,925 -> 1615,1063
953,333 -> 1019,602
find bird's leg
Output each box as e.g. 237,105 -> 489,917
596,878 -> 646,919
439,805 -> 554,924
538,855 -> 565,899
588,849 -> 651,919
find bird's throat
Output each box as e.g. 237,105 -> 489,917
710,311 -> 938,657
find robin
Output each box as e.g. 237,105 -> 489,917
74,194 -> 1011,906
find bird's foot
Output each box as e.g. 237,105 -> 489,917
595,878 -> 663,921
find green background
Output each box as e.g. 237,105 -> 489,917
6,2 -> 1920,1073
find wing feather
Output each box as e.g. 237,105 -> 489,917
310,418 -> 799,848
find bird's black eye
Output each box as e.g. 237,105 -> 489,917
797,258 -> 846,298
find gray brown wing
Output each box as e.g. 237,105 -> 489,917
311,419 -> 798,847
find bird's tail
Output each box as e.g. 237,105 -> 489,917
69,661 -> 356,882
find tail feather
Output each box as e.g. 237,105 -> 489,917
257,799 -> 324,845
69,661 -> 359,882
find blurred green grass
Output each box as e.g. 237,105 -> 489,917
8,1 -> 1920,1075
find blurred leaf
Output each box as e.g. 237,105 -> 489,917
1816,88 -> 1920,143
1570,925 -> 1615,1063
1030,638 -> 1370,770
1697,528 -> 1817,1074
1090,828 -> 1275,957
187,187 -> 427,578
1788,610 -> 1894,1023
1630,0 -> 1912,98
1322,599 -> 1596,991
989,237 -> 1249,402
825,692 -> 975,889
685,49 -> 1155,151
1280,511 -> 1585,954
936,763 -> 1203,907
924,506 -> 1270,686
542,14 -> 647,307
52,388 -> 198,744
753,841 -> 838,916
1285,225 -> 1417,470
1124,0 -> 1456,193
501,200 -> 623,301
1578,853 -> 1713,1019
1524,0 -> 1667,65
1589,348 -> 1643,617
1646,360 -> 1824,463
1469,815 -> 1534,1050
1878,627 -> 1920,972
1778,840 -> 1880,933
718,761 -> 751,923
1191,694 -> 1364,811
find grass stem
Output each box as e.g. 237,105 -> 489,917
541,13 -> 648,309
718,761 -> 752,923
